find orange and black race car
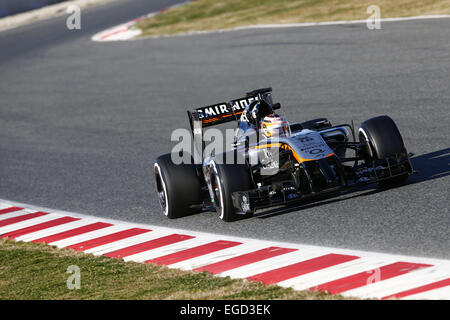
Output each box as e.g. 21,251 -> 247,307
154,88 -> 415,222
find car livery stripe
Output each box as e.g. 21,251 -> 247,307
0,198 -> 449,300
202,111 -> 244,124
252,143 -> 335,164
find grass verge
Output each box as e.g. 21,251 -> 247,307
0,239 -> 355,300
137,0 -> 450,37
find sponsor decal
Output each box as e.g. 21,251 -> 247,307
196,96 -> 260,120
293,132 -> 331,159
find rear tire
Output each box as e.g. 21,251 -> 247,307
154,153 -> 203,219
210,157 -> 254,222
358,115 -> 410,186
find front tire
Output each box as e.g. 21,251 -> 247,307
358,115 -> 411,186
209,159 -> 254,222
154,153 -> 203,219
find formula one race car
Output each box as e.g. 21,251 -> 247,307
154,88 -> 414,222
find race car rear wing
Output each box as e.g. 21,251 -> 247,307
187,88 -> 279,129
188,96 -> 258,129
187,88 -> 281,163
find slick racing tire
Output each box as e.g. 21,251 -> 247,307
358,115 -> 410,186
209,156 -> 254,222
154,153 -> 203,219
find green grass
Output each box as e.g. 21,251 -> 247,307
137,0 -> 450,37
0,239 -> 355,300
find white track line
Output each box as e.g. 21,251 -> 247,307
49,225 -> 129,248
86,229 -> 169,255
279,257 -> 394,291
0,203 -> 14,210
220,250 -> 324,279
91,0 -> 192,42
0,209 -> 35,221
92,10 -> 450,42
15,218 -> 100,242
404,285 -> 450,300
137,15 -> 450,40
0,213 -> 64,235
170,241 -> 265,271
124,236 -> 209,263
343,267 -> 450,299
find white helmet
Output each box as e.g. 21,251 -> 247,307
260,114 -> 289,138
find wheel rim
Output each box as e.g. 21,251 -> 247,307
211,174 -> 222,212
210,167 -> 225,219
154,163 -> 168,216
158,187 -> 167,212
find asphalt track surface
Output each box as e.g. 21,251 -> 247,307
0,0 -> 449,259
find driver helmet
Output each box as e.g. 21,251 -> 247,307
260,114 -> 289,138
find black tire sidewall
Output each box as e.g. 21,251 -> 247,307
211,160 -> 254,222
359,115 -> 406,160
358,115 -> 410,186
155,153 -> 203,219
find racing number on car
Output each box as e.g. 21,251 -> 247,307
294,133 -> 330,159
